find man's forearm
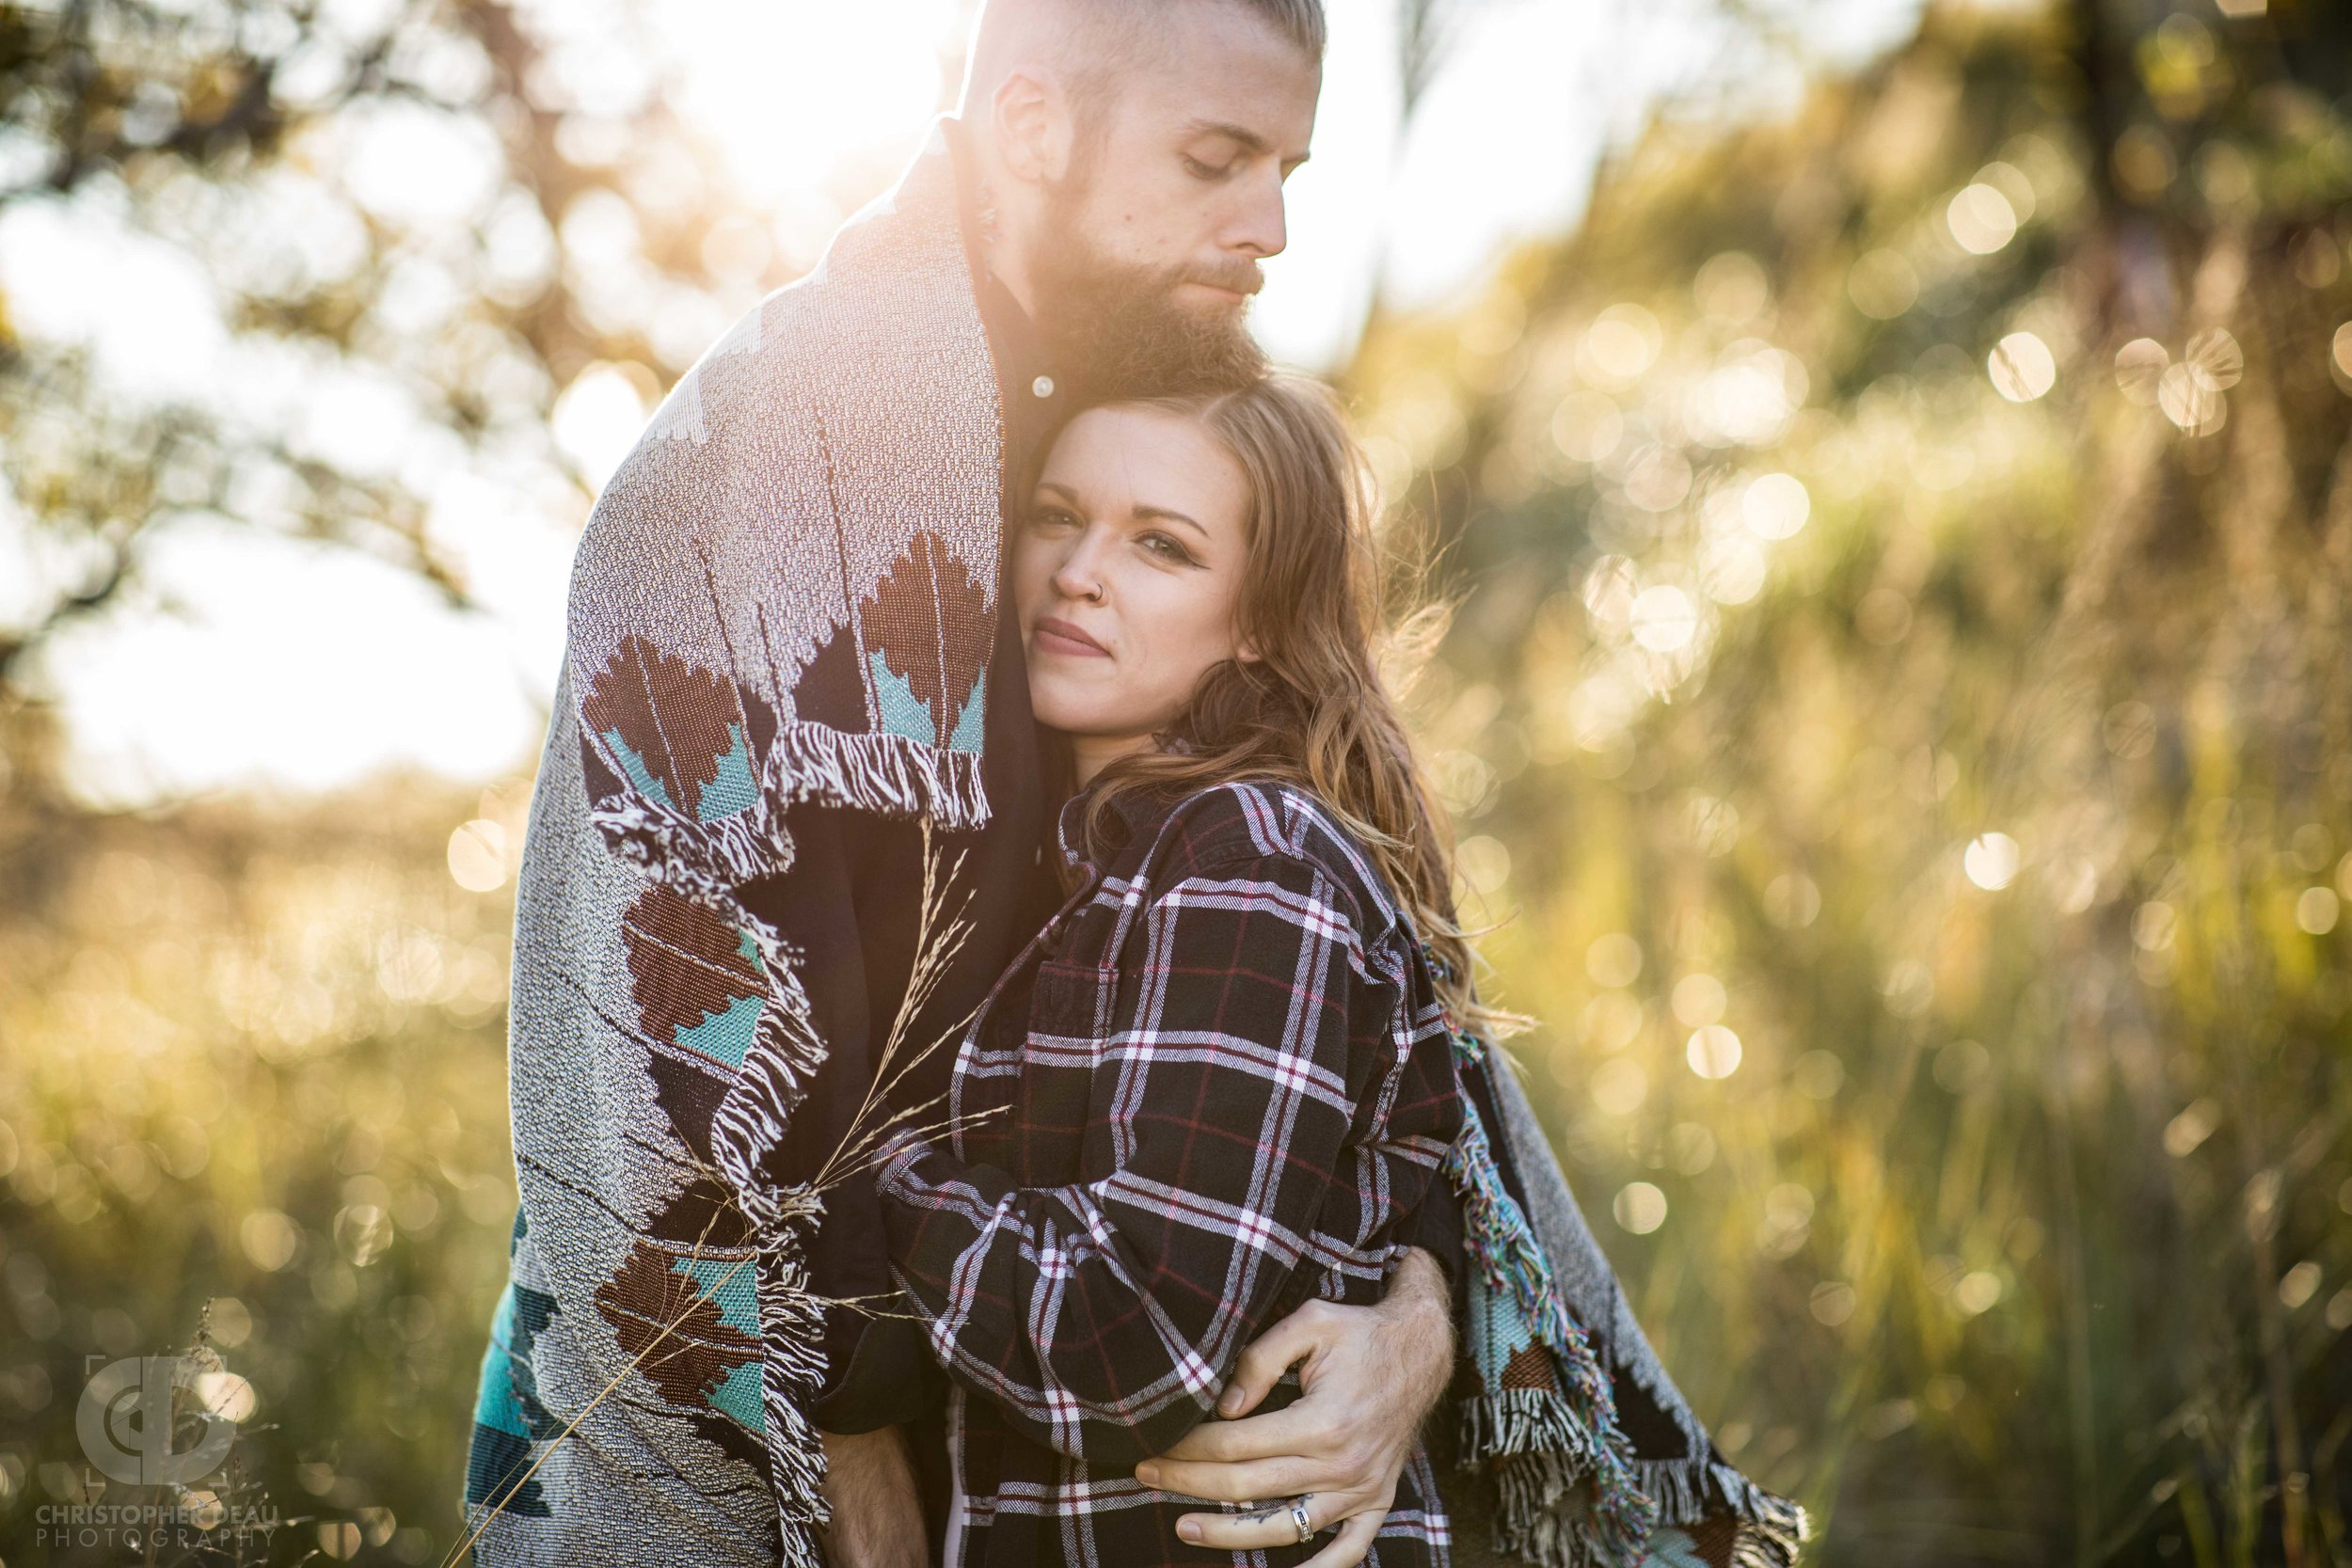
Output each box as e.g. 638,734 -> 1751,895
1378,1246 -> 1455,1420
818,1426 -> 926,1568
1139,1243 -> 1463,1557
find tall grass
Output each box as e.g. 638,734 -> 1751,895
1346,7 -> 2352,1560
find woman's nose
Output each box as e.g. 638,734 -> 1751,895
1052,529 -> 1110,601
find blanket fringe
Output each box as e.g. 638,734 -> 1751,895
766,722 -> 992,831
587,720 -> 983,1564
1447,1032 -> 1811,1567
1446,1037 -> 1657,1568
1459,1389 -> 1616,1474
749,1240 -> 837,1566
1470,1451 -> 1807,1568
589,794 -> 794,921
585,721 -> 988,934
1630,1458 -> 1808,1568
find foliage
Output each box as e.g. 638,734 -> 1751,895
0,711 -> 529,1563
3,0 -> 2350,1565
0,0 -> 920,727
1349,2 -> 2352,1561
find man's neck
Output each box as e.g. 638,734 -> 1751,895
976,188 -> 1049,326
946,119 -> 1046,325
990,243 -> 1042,325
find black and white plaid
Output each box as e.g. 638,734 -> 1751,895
877,779 -> 1463,1567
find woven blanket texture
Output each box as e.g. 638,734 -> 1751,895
465,122 -> 999,1567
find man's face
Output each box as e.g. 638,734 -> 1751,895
1035,6 -> 1320,394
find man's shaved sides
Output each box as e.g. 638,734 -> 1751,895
961,0 -> 1326,133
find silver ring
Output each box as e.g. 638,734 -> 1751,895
1289,1494 -> 1315,1544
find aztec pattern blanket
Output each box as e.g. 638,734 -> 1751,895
463,124 -> 1002,1567
462,119 -> 1803,1568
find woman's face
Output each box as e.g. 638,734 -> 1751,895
1012,404 -> 1256,767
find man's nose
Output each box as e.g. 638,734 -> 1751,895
1225,168 -> 1288,261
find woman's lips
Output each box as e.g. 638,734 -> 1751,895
1033,616 -> 1111,658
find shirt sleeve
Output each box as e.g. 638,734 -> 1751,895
1406,1174 -> 1468,1291
875,848 -> 1460,1467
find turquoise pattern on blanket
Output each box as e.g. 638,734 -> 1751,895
870,652 -> 934,744
603,730 -> 675,813
696,724 -> 758,820
600,723 -> 759,821
472,1211 -> 561,1437
465,1210 -> 563,1517
674,992 -> 763,1069
707,1360 -> 765,1431
948,671 -> 986,753
670,1254 -> 767,1430
470,1293 -> 522,1438
671,1255 -> 762,1338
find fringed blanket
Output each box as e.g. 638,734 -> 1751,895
464,122 -> 1002,1567
1446,1031 -> 1808,1568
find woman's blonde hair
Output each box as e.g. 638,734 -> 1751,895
1068,373 -> 1509,1039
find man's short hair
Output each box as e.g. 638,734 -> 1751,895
963,0 -> 1327,134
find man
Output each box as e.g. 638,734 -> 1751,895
461,5 -> 1458,1565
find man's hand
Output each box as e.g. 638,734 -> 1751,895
1132,1248 -> 1454,1568
818,1425 -> 927,1568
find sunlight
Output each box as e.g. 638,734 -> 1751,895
653,0 -> 966,200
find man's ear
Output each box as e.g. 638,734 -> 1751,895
991,69 -> 1073,186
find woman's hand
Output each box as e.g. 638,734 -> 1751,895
1131,1248 -> 1454,1568
818,1425 -> 927,1568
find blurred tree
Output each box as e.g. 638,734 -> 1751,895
0,0 -> 924,788
1348,1 -> 2352,1563
0,5 -> 938,1560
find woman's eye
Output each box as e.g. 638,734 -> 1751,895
1030,506 -> 1078,531
1140,532 -> 1196,564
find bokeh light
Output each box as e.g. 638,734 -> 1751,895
7,2 -> 2350,1560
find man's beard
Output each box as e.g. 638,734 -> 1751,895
1032,174 -> 1268,400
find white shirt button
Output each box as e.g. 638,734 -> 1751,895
1031,374 -> 1055,399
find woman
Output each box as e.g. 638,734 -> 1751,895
873,375 -> 1808,1568
874,375 -> 1470,1567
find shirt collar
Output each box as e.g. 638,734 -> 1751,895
1053,772 -> 1184,873
942,117 -> 1057,407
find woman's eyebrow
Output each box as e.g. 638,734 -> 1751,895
1035,481 -> 1083,506
1132,504 -> 1206,539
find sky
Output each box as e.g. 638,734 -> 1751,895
7,0 -> 1931,805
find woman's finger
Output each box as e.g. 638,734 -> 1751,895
1171,1489 -> 1372,1551
1298,1507 -> 1384,1568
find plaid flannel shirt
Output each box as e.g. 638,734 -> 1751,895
876,779 -> 1464,1568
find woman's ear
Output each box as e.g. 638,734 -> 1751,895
1234,636 -> 1263,665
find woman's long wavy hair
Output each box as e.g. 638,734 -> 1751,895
1065,373 -> 1514,1040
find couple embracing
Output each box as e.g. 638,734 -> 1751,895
463,3 -> 1803,1565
